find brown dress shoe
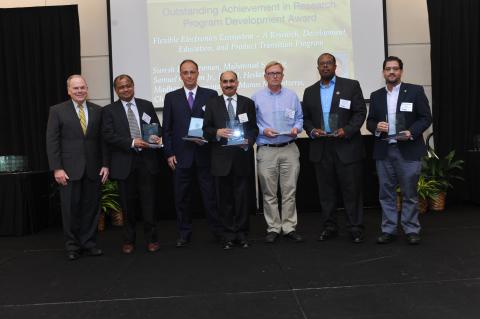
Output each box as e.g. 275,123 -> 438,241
147,242 -> 160,252
122,243 -> 135,254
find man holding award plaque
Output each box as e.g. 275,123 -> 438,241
203,71 -> 258,250
252,61 -> 304,244
102,74 -> 162,254
162,59 -> 222,247
303,53 -> 367,244
367,56 -> 432,245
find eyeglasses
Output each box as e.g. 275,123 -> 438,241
266,72 -> 283,77
221,79 -> 236,84
384,67 -> 401,72
318,61 -> 335,67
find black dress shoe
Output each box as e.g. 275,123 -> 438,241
176,238 -> 189,248
238,240 -> 250,249
284,231 -> 304,243
318,229 -> 338,241
351,232 -> 364,244
265,232 -> 279,243
223,241 -> 234,250
67,251 -> 80,261
376,232 -> 396,244
84,247 -> 103,256
406,233 -> 421,245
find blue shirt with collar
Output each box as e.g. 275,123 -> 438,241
320,75 -> 336,132
252,86 -> 303,146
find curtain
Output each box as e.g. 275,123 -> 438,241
0,5 -> 81,171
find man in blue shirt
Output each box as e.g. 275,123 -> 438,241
253,61 -> 304,243
303,53 -> 367,244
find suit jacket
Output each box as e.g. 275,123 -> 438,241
162,86 -> 217,168
302,76 -> 367,164
203,94 -> 258,177
102,98 -> 162,180
366,82 -> 432,161
46,100 -> 108,181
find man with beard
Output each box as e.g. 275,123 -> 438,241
367,56 -> 432,245
302,53 -> 367,243
203,71 -> 258,249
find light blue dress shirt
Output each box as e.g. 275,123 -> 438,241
252,86 -> 303,145
320,75 -> 336,132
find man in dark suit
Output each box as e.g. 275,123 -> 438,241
302,53 -> 367,243
203,71 -> 258,249
46,75 -> 109,261
102,74 -> 162,254
367,56 -> 432,245
163,60 -> 222,247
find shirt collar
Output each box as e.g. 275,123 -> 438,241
184,86 -> 198,97
223,94 -> 237,103
385,82 -> 402,93
72,100 -> 86,108
267,86 -> 282,95
120,98 -> 136,108
320,76 -> 336,88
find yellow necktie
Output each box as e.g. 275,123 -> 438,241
78,104 -> 87,135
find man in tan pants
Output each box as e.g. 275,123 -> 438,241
252,61 -> 304,243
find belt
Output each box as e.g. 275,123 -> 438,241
260,140 -> 295,148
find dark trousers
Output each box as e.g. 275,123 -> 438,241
313,140 -> 364,233
117,155 -> 158,244
216,173 -> 250,242
174,165 -> 221,239
59,175 -> 101,252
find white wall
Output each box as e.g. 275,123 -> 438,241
2,0 -> 432,111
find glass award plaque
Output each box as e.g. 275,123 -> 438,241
142,123 -> 163,148
223,119 -> 245,146
382,113 -> 409,141
272,109 -> 294,136
321,112 -> 339,137
182,117 -> 208,143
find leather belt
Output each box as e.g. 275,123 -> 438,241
260,140 -> 295,148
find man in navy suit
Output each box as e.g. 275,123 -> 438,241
302,53 -> 367,243
46,75 -> 109,260
203,71 -> 258,249
163,60 -> 222,247
102,74 -> 163,254
367,56 -> 432,245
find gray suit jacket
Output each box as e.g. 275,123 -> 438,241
46,100 -> 108,181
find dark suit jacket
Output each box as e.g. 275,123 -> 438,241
46,100 -> 108,181
366,82 -> 432,161
302,77 -> 367,164
102,98 -> 162,180
162,86 -> 217,168
203,94 -> 258,177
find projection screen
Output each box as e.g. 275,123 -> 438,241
108,0 -> 386,108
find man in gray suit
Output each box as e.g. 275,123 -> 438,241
46,75 -> 109,261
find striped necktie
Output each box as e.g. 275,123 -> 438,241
227,97 -> 235,120
126,102 -> 141,139
78,104 -> 87,135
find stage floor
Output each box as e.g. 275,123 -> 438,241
1,205 -> 480,319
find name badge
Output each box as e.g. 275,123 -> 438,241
339,99 -> 351,109
142,113 -> 151,124
238,113 -> 248,123
400,102 -> 413,112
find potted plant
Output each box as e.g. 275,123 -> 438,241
421,147 -> 464,211
396,175 -> 441,214
98,180 -> 123,231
